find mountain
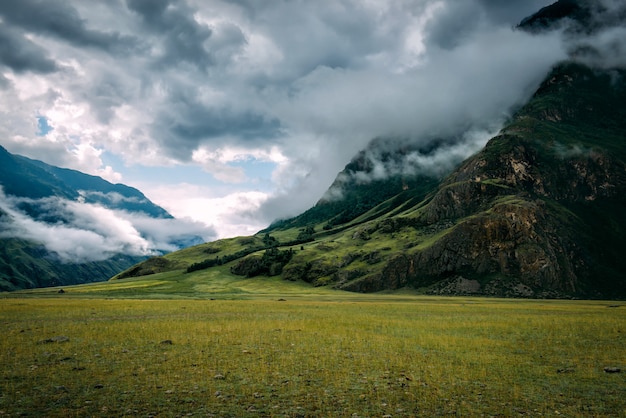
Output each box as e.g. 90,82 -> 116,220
0,146 -> 201,291
353,61 -> 626,298
0,146 -> 171,218
113,1 -> 626,299
263,137 -> 443,233
519,0 -> 591,30
0,236 -> 145,291
519,0 -> 626,33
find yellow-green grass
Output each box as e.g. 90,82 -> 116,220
1,296 -> 624,417
9,268 -> 353,301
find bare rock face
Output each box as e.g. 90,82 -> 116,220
412,199 -> 582,294
352,64 -> 626,298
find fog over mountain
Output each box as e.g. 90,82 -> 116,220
1,0 -> 625,237
0,145 -> 215,265
0,187 -> 213,262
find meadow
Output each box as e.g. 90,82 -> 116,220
0,291 -> 624,417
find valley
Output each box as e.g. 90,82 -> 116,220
2,0 -> 626,416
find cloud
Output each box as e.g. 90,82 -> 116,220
77,190 -> 147,206
356,128 -> 502,184
142,183 -> 269,239
126,0 -> 215,70
561,0 -> 626,69
1,0 -> 624,237
0,188 -> 215,262
0,25 -> 59,74
254,8 -> 567,222
0,0 -> 139,55
570,25 -> 626,68
150,87 -> 283,159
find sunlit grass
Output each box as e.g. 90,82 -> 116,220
1,296 -> 624,417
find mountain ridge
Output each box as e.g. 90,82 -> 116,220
0,145 -> 171,218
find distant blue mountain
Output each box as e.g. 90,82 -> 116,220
0,145 -> 201,291
0,145 -> 171,218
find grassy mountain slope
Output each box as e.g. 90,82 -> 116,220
264,138 -> 442,232
0,237 -> 146,292
114,61 -> 626,299
388,62 -> 626,298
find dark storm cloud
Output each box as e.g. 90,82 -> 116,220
0,0 -> 139,55
424,2 -> 484,50
0,25 -> 58,73
222,0 -> 424,91
168,109 -> 281,143
126,0 -> 215,70
149,85 -> 282,159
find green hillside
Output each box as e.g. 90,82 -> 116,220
0,237 -> 147,292
112,62 -> 626,299
264,138 -> 442,232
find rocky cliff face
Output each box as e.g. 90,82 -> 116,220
339,63 -> 626,298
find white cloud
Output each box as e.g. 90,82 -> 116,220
0,188 -> 215,262
143,182 -> 268,239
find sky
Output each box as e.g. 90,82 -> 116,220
1,0 -> 621,253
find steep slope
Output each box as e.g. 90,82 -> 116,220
264,137 -> 442,232
353,62 -> 626,298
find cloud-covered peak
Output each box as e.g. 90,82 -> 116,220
2,0 -> 622,236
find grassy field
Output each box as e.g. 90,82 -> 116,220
0,292 -> 624,417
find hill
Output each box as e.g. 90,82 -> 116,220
113,59 -> 626,299
110,0 -> 626,299
0,145 -> 171,217
263,137 -> 443,233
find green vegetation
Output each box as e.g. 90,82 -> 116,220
264,165 -> 439,233
1,295 -> 624,417
110,64 -> 626,299
15,263 -> 341,300
0,237 -> 147,292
